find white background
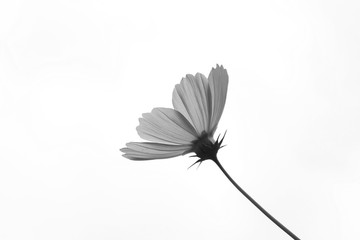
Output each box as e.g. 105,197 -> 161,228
1,0 -> 360,239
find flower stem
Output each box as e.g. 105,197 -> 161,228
213,157 -> 300,240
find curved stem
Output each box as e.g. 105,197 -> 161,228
213,157 -> 300,240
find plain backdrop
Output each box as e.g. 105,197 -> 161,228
1,0 -> 360,239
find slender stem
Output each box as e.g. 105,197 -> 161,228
213,157 -> 300,240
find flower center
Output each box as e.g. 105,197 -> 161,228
190,131 -> 226,164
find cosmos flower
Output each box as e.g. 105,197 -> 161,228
121,64 -> 228,163
121,65 -> 300,240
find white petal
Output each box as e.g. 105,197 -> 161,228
121,142 -> 192,160
208,64 -> 228,135
136,108 -> 198,145
172,73 -> 211,135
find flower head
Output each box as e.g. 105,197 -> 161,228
121,65 -> 228,165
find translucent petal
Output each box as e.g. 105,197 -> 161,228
121,142 -> 192,160
172,73 -> 211,135
208,65 -> 228,135
136,108 -> 198,145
